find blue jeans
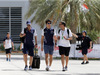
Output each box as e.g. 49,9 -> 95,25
44,45 -> 54,55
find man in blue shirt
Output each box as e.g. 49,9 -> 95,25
41,19 -> 57,71
21,21 -> 37,71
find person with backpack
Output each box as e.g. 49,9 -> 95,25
3,32 -> 14,62
57,21 -> 72,71
20,21 -> 37,71
41,19 -> 57,71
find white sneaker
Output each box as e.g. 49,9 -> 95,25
29,66 -> 32,70
24,65 -> 28,71
65,66 -> 67,71
62,67 -> 65,71
48,66 -> 51,71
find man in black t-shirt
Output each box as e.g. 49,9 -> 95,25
81,31 -> 92,64
73,31 -> 92,64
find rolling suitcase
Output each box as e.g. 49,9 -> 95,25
32,48 -> 40,69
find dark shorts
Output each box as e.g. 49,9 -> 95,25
23,44 -> 34,56
5,48 -> 12,54
44,45 -> 54,55
59,46 -> 70,56
82,48 -> 88,55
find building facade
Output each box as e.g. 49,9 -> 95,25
0,0 -> 42,44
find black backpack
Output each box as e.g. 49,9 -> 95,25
20,37 -> 25,43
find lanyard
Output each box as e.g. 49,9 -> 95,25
61,30 -> 65,39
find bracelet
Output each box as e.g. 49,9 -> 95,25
55,43 -> 57,45
35,44 -> 38,45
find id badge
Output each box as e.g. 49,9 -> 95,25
62,36 -> 63,39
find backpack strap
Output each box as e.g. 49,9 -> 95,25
24,27 -> 28,34
58,29 -> 61,34
32,29 -> 35,34
52,29 -> 54,32
58,28 -> 70,38
67,28 -> 69,38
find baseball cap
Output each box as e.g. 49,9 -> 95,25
26,21 -> 31,25
7,32 -> 10,34
82,30 -> 87,34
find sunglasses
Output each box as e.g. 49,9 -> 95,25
59,24 -> 62,25
47,23 -> 51,24
27,24 -> 31,26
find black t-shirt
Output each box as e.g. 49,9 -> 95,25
81,36 -> 92,48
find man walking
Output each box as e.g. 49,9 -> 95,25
41,19 -> 57,71
73,31 -> 92,64
81,31 -> 92,64
57,21 -> 72,71
20,21 -> 37,71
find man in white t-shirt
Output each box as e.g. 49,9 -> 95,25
3,32 -> 14,62
57,21 -> 72,71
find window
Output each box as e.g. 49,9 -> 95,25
0,7 -> 22,43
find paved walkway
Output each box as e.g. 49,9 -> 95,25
0,55 -> 100,75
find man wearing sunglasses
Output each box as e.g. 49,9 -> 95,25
41,19 -> 57,71
57,21 -> 72,71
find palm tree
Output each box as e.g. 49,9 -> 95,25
26,0 -> 100,41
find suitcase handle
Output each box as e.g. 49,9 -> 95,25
34,47 -> 38,56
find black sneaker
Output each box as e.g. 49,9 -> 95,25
81,61 -> 85,64
62,67 -> 65,71
24,65 -> 28,71
85,61 -> 89,64
29,66 -> 32,70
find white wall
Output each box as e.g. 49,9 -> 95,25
0,0 -> 42,43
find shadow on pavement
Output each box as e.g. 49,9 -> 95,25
2,69 -> 24,71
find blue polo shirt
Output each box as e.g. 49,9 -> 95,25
24,27 -> 37,46
42,27 -> 56,46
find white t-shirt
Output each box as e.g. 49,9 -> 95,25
57,27 -> 72,47
4,37 -> 13,49
34,29 -> 37,36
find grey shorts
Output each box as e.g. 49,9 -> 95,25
44,45 -> 54,55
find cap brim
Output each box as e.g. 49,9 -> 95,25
27,23 -> 31,25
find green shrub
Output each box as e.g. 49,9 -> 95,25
0,44 -> 5,51
17,46 -> 22,51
